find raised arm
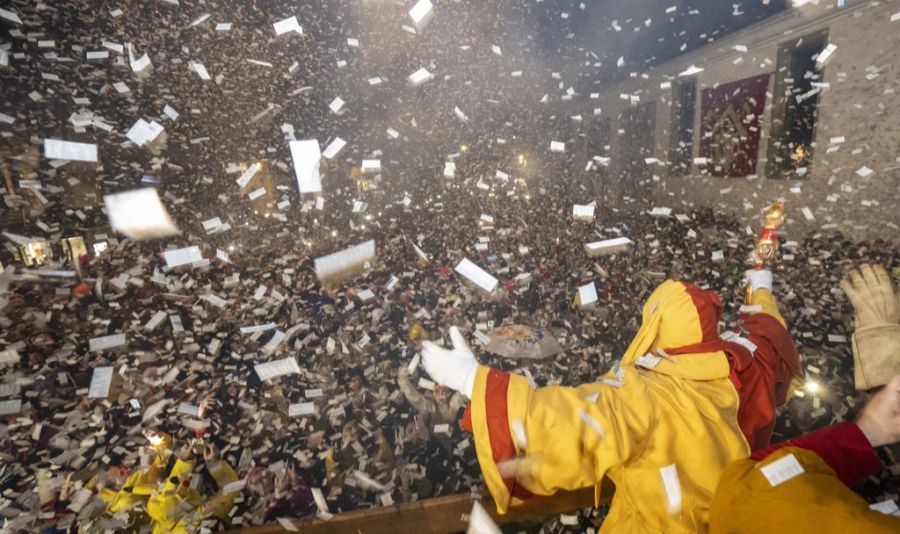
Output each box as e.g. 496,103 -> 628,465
422,327 -> 653,513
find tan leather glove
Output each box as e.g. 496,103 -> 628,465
841,264 -> 900,390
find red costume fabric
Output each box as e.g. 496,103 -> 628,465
750,421 -> 882,488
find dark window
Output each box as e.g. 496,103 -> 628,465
766,30 -> 828,178
618,102 -> 656,205
669,79 -> 697,176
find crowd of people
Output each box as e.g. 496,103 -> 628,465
1,0 -> 899,532
2,186 -> 898,531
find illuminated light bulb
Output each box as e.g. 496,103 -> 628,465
805,381 -> 819,393
331,230 -> 337,237
148,435 -> 163,447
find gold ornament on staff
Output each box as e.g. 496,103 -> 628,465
746,202 -> 785,301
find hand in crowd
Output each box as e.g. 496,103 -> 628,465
204,443 -> 221,464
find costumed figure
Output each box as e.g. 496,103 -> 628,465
419,204 -> 802,532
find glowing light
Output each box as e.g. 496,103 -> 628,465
148,435 -> 163,446
460,144 -> 468,152
331,230 -> 337,237
805,381 -> 820,393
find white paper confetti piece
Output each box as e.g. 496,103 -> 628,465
190,61 -> 211,80
636,353 -> 662,369
660,464 -> 682,514
579,410 -> 605,437
273,16 -> 303,36
125,119 -> 164,147
572,204 -> 595,221
163,246 -> 203,268
0,8 -> 23,25
236,163 -> 260,188
467,500 -> 502,534
511,419 -> 528,450
89,333 -> 126,352
360,160 -> 382,175
759,453 -> 805,486
290,140 -> 322,194
409,0 -> 434,31
454,258 -> 498,293
44,139 -> 97,162
856,166 -> 874,177
322,137 -> 346,159
578,282 -> 598,306
408,67 -> 434,87
584,237 -> 633,257
254,357 -> 301,382
288,402 -> 316,417
88,367 -> 113,398
104,188 -> 179,241
0,399 -> 22,416
314,240 -> 376,281
870,499 -> 900,516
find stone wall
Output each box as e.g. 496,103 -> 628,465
579,1 -> 900,242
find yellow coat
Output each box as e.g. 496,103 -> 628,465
710,447 -> 900,533
468,281 -> 765,533
147,458 -> 239,534
99,434 -> 173,513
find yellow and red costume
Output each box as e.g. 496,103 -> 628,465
459,280 -> 801,532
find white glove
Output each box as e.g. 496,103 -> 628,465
421,326 -> 478,399
745,269 -> 774,292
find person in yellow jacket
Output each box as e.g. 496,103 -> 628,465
421,272 -> 801,533
97,430 -> 174,515
710,374 -> 900,533
147,442 -> 239,534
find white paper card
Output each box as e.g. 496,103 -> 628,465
255,357 -> 301,382
288,402 -> 316,417
89,333 -> 126,352
163,246 -> 203,268
572,204 -> 595,221
584,237 -> 633,257
759,453 -> 805,487
408,67 -> 434,87
273,16 -> 303,36
314,240 -> 376,281
44,139 -> 97,162
454,258 -> 498,293
104,188 -> 179,240
236,163 -> 260,188
578,282 -> 598,306
0,8 -> 23,25
409,0 -> 434,30
0,399 -> 21,416
660,464 -> 682,514
322,137 -> 346,159
88,367 -> 113,398
125,119 -> 164,147
290,140 -> 322,194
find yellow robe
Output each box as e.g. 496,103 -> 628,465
467,280 -> 789,533
147,458 -> 239,534
710,447 -> 900,533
